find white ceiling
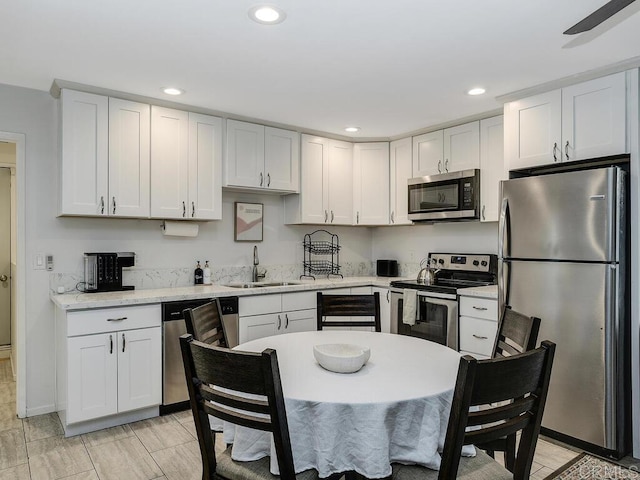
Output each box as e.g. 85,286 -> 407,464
2,0 -> 640,138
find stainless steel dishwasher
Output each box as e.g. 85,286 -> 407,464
160,296 -> 239,414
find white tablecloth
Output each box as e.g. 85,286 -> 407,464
225,331 -> 466,478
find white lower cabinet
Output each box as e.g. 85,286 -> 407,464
372,286 -> 391,333
239,291 -> 317,343
458,295 -> 498,359
57,304 -> 162,434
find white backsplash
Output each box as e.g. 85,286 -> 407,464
50,261 -> 375,294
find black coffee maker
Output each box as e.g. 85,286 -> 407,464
83,252 -> 135,292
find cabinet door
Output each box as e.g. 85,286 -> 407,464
561,72 -> 627,162
67,333 -> 118,423
117,327 -> 162,412
479,116 -> 505,222
226,120 -> 265,188
282,309 -> 316,334
506,90 -> 562,170
353,142 -> 390,225
108,98 -> 150,218
389,137 -> 413,225
300,135 -> 329,223
265,127 -> 299,192
328,140 -> 353,225
372,287 -> 391,333
443,121 -> 480,173
188,113 -> 222,220
239,313 -> 279,344
60,89 -> 109,216
412,130 -> 443,177
151,106 -> 189,218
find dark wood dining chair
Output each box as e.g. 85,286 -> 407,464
183,299 -> 228,347
478,306 -> 542,471
316,292 -> 381,332
392,340 -> 556,480
179,334 -> 322,480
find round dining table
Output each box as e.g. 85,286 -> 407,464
224,330 -> 465,478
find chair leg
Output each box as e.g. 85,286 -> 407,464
504,434 -> 516,473
485,449 -> 495,459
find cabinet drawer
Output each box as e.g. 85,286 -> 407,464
67,304 -> 161,337
239,294 -> 282,316
282,291 -> 316,312
459,296 -> 498,321
459,316 -> 498,357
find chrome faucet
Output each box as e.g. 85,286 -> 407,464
252,245 -> 266,282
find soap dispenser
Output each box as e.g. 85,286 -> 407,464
194,261 -> 204,285
203,261 -> 212,285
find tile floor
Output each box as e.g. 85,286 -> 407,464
0,358 -> 624,479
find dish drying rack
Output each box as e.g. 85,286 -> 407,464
301,230 -> 342,280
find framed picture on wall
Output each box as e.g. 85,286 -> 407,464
234,202 -> 264,242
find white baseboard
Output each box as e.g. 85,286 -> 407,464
0,346 -> 10,359
26,404 -> 56,418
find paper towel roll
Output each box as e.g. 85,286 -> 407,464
161,220 -> 199,237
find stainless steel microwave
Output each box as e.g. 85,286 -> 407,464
407,169 -> 480,222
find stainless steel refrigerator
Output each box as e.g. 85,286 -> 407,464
499,165 -> 629,458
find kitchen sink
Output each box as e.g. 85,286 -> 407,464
227,281 -> 302,289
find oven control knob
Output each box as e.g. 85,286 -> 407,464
481,260 -> 487,266
473,260 -> 479,266
438,259 -> 445,265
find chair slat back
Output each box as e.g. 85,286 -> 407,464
183,300 -> 227,347
493,306 -> 541,358
179,334 -> 295,479
439,341 -> 556,480
316,292 -> 381,331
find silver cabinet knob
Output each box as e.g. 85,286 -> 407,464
0,275 -> 7,282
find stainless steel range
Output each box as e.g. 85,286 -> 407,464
390,253 -> 497,349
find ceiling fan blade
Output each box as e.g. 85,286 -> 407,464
563,0 -> 636,34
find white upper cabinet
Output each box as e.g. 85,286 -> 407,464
150,107 -> 189,219
108,98 -> 150,218
327,139 -> 354,225
151,107 -> 222,220
443,121 -> 480,173
188,113 -> 223,220
479,116 -> 505,223
353,142 -> 390,226
225,120 -> 299,193
389,137 -> 413,225
60,90 -> 151,218
506,72 -> 628,170
284,135 -> 353,225
412,130 -> 443,177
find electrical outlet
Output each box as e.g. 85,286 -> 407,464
46,255 -> 54,271
409,250 -> 416,261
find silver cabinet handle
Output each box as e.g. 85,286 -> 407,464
122,333 -> 126,352
386,290 -> 390,302
472,334 -> 489,340
107,316 -> 127,322
482,205 -> 486,220
182,201 -> 186,217
100,196 -> 105,215
437,161 -> 442,173
391,211 -> 394,224
285,314 -> 289,329
553,142 -> 558,162
267,173 -> 271,187
445,159 -> 449,172
112,197 -> 116,215
324,210 -> 328,223
192,201 -> 195,217
356,211 -> 359,224
330,211 -> 334,223
565,140 -> 570,161
260,172 -> 264,187
110,334 -> 113,354
277,314 -> 282,330
0,275 -> 7,282
472,306 -> 488,311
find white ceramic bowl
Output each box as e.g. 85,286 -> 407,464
313,343 -> 371,374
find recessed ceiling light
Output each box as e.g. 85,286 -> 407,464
162,87 -> 184,96
467,87 -> 486,96
249,5 -> 286,24
345,127 -> 360,133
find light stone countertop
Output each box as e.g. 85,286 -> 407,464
456,284 -> 498,299
51,276 -> 399,311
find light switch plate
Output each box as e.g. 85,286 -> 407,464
33,253 -> 45,270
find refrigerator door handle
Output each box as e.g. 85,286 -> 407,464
498,196 -> 509,260
604,263 -> 618,449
